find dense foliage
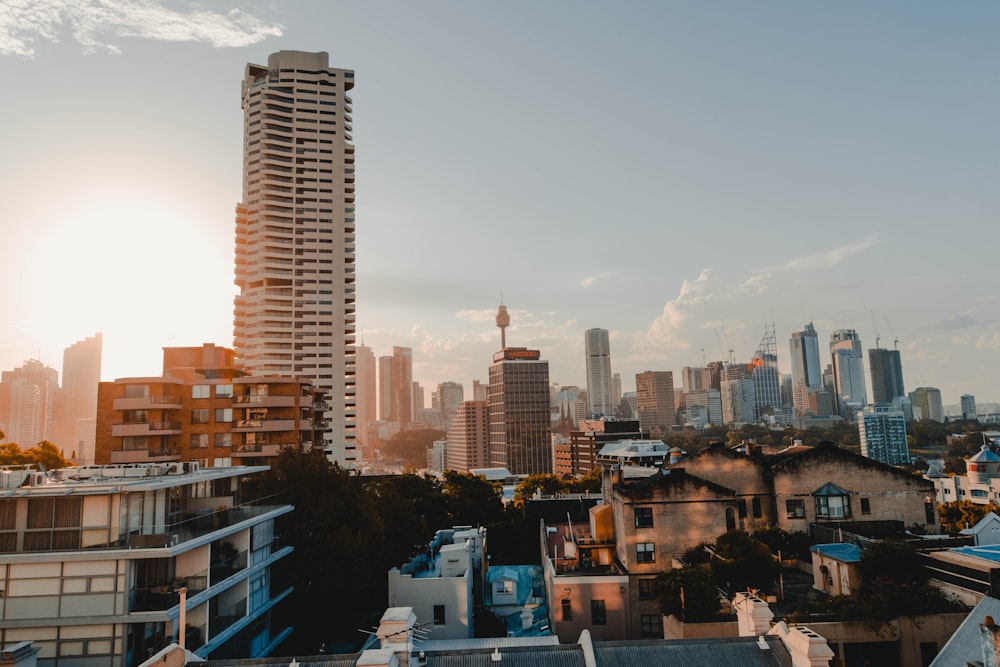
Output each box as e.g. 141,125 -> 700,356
0,441 -> 71,469
938,500 -> 1000,534
655,566 -> 722,622
253,448 -> 510,652
710,530 -> 780,595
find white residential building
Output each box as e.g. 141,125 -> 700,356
0,463 -> 293,667
233,50 -> 357,467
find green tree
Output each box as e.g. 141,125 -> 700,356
655,567 -> 721,622
938,500 -> 999,534
0,441 -> 71,468
513,474 -> 565,505
564,467 -> 602,494
442,471 -> 505,526
369,474 -> 449,566
710,530 -> 779,595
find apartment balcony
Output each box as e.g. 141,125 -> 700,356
113,395 -> 184,411
110,447 -> 182,464
232,443 -> 282,458
233,395 -> 296,407
232,419 -> 296,432
112,421 -> 183,437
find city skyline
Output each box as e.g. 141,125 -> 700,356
2,2 -> 998,408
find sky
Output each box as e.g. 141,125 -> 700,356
1,1 -> 998,410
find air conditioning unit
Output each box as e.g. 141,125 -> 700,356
187,461 -> 201,474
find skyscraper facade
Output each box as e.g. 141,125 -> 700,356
51,333 -> 103,463
392,347 -> 413,426
751,324 -> 781,420
584,328 -> 613,418
869,348 -> 905,405
378,355 -> 393,421
858,404 -> 909,466
789,323 -> 822,416
720,364 -> 756,425
488,347 -> 552,475
910,387 -> 944,423
1,359 -> 59,447
829,329 -> 867,421
635,371 -> 676,434
355,344 -> 376,450
961,394 -> 978,421
233,50 -> 357,466
436,381 -> 465,426
445,400 -> 489,472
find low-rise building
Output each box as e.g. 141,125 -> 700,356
0,462 -> 293,667
96,344 -> 327,467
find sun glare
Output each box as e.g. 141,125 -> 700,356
22,196 -> 234,380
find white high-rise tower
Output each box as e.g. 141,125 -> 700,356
584,328 -> 613,418
233,51 -> 357,466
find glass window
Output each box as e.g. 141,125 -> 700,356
216,384 -> 233,398
561,599 -> 572,621
860,498 -> 871,514
638,578 -> 656,600
215,408 -> 233,423
192,409 -> 209,424
192,385 -> 210,399
815,495 -> 850,519
591,599 -> 607,625
640,614 -> 663,638
786,499 -> 805,519
214,433 -> 232,448
190,434 -> 208,449
637,542 -> 655,563
752,497 -> 762,518
124,384 -> 149,398
433,605 -> 445,625
634,507 -> 653,528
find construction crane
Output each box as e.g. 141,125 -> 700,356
883,313 -> 899,349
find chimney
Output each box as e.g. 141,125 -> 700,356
733,592 -> 774,637
769,621 -> 834,667
376,607 -> 417,667
982,616 -> 1000,667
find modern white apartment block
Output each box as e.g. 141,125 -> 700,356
829,329 -> 867,421
386,527 -> 485,640
444,401 -> 489,473
584,328 -> 613,418
233,50 -> 357,467
857,404 -> 909,466
0,463 -> 293,667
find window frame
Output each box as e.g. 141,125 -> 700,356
634,507 -> 654,528
636,542 -> 655,563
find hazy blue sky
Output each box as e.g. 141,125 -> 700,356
2,1 -> 998,408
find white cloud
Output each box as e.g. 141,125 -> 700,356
0,0 -> 282,57
762,233 -> 880,273
581,271 -> 612,288
737,273 -> 770,294
645,268 -> 713,349
976,332 -> 1000,350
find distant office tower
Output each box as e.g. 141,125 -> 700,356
446,400 -> 489,472
472,379 -> 487,402
635,371 -> 676,434
829,329 -> 867,421
554,418 -> 642,477
869,347 -> 905,404
962,394 -> 978,421
780,374 -> 793,407
233,50 -> 357,466
684,389 -> 723,427
1,359 -> 59,446
720,364 -> 756,425
436,381 -> 465,426
789,323 -> 823,416
858,404 -> 909,466
392,347 -> 413,425
355,344 -> 376,449
412,381 -> 424,415
378,355 -> 393,421
49,333 -> 103,463
751,323 -> 781,419
619,391 -> 637,420
681,366 -> 706,394
584,328 -> 613,417
610,373 -> 622,414
910,387 -> 944,423
488,346 -> 552,475
553,385 -> 587,428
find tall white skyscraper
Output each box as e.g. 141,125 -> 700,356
829,329 -> 867,420
961,394 -> 978,421
584,328 -> 613,417
233,51 -> 357,466
789,323 -> 822,416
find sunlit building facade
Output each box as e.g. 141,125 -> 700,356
488,348 -> 551,475
233,50 -> 356,466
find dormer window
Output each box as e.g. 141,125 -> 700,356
814,482 -> 851,519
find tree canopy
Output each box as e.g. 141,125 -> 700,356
938,500 -> 999,534
0,441 -> 71,469
655,566 -> 722,622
